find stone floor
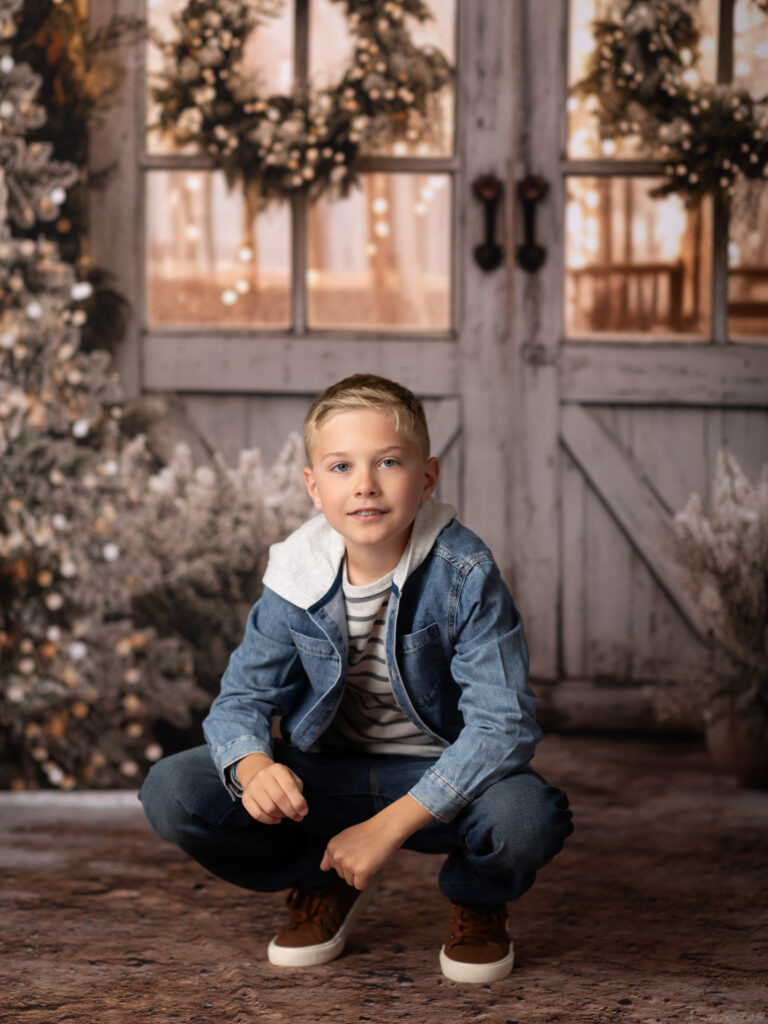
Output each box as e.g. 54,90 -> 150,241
1,734 -> 766,1024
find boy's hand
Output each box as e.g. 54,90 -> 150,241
236,753 -> 308,825
320,794 -> 435,890
320,817 -> 401,890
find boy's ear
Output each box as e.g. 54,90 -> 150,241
303,466 -> 323,510
422,456 -> 440,501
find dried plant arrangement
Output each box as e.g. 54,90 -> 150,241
659,450 -> 768,784
118,432 -> 313,698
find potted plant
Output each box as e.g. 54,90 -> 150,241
667,450 -> 768,789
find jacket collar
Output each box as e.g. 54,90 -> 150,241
262,497 -> 456,610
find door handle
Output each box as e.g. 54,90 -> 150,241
516,174 -> 548,272
472,174 -> 504,271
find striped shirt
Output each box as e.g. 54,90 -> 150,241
334,562 -> 442,756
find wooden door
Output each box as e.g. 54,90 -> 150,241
512,0 -> 768,726
90,0 -> 768,728
89,0 -> 519,578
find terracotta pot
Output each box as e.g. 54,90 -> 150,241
706,713 -> 768,789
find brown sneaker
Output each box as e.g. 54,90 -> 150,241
267,874 -> 379,967
439,903 -> 514,983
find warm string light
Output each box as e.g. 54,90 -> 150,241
365,175 -> 446,258
174,174 -> 254,308
220,242 -> 254,307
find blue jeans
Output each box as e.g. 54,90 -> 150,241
139,742 -> 573,908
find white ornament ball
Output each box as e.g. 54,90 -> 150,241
70,281 -> 93,301
45,764 -> 66,787
102,543 -> 120,562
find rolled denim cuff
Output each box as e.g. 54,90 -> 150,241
408,765 -> 471,824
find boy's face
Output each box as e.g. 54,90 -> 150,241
304,407 -> 439,578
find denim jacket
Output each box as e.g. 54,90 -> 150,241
203,499 -> 541,823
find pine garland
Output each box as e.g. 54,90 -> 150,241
573,0 -> 768,202
151,0 -> 453,208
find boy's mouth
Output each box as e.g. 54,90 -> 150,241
349,508 -> 386,519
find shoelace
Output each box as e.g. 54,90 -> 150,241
450,906 -> 507,945
285,889 -> 333,929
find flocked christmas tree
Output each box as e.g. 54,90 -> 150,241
0,0 -> 314,790
0,0 -> 205,790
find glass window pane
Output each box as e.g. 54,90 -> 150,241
729,183 -> 768,340
309,0 -> 455,157
146,0 -> 295,155
733,0 -> 768,92
567,0 -> 719,159
565,177 -> 712,338
146,170 -> 290,327
307,173 -> 451,331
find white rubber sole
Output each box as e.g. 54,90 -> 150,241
267,875 -> 380,967
439,940 -> 515,984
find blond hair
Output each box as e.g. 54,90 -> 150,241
303,374 -> 431,462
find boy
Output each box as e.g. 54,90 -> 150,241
140,374 -> 572,984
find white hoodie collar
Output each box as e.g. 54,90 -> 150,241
262,497 -> 456,610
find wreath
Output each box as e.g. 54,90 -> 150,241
151,0 -> 453,209
573,0 -> 768,202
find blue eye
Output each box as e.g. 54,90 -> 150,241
380,457 -> 400,468
331,462 -> 350,473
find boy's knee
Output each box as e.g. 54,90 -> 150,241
139,755 -> 186,842
466,771 -> 573,873
139,745 -> 227,842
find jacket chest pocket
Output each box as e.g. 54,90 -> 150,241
288,627 -> 339,680
396,623 -> 446,706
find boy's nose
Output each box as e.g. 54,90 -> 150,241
354,470 -> 380,495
